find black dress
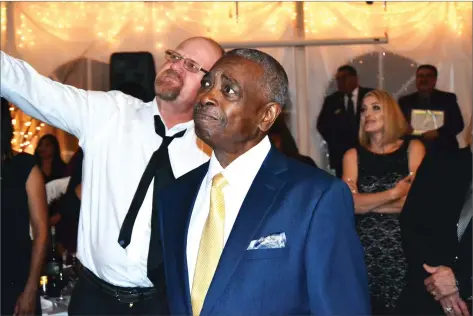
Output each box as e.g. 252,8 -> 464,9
355,141 -> 410,314
1,153 -> 42,315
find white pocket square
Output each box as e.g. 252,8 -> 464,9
247,232 -> 286,250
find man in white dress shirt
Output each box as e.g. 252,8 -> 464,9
0,36 -> 223,314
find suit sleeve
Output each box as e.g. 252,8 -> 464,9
316,97 -> 336,144
399,154 -> 436,277
0,51 -> 121,144
437,93 -> 464,138
398,96 -> 411,126
306,179 -> 371,315
400,153 -> 460,281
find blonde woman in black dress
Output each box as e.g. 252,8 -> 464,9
342,90 -> 425,314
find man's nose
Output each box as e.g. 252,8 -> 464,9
200,91 -> 217,108
170,59 -> 185,74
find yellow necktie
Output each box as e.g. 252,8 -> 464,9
191,172 -> 228,316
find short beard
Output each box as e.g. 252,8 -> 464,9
155,69 -> 183,101
156,87 -> 181,101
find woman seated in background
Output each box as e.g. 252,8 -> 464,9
56,147 -> 83,255
34,134 -> 66,184
342,90 -> 425,314
35,134 -> 66,227
268,116 -> 317,167
1,98 -> 49,315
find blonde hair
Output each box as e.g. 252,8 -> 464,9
359,90 -> 408,148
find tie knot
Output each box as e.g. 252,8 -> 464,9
347,92 -> 353,98
212,173 -> 228,190
154,115 -> 166,137
154,115 -> 186,147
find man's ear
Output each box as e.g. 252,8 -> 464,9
258,102 -> 282,133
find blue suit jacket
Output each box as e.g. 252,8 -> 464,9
157,148 -> 370,315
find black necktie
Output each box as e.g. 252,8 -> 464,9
346,92 -> 355,118
346,93 -> 357,135
118,115 -> 186,249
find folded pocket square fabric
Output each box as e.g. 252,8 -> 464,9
247,232 -> 286,250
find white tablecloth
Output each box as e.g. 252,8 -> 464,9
41,296 -> 69,316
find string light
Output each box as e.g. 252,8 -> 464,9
11,2 -> 295,46
302,2 -> 470,37
8,104 -> 47,154
4,2 -> 471,153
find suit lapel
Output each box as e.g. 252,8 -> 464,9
337,93 -> 346,115
168,163 -> 209,315
200,148 -> 288,315
356,87 -> 365,113
355,87 -> 367,127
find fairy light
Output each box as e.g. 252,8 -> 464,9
6,103 -> 47,153
4,2 -> 470,153
302,2 -> 470,37
1,2 -> 6,37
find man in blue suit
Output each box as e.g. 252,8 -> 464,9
155,48 -> 370,315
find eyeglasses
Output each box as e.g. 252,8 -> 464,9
164,49 -> 208,75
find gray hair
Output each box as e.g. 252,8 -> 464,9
225,48 -> 290,107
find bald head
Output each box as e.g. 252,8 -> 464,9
155,37 -> 224,108
178,37 -> 225,57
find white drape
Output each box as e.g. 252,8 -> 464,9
2,2 -> 471,168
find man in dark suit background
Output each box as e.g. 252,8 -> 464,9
317,65 -> 373,177
398,64 -> 464,152
155,49 -> 370,315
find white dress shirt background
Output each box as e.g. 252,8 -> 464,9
343,86 -> 359,114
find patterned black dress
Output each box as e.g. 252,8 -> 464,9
355,141 -> 410,314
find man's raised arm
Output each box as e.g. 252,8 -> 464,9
1,51 -> 118,141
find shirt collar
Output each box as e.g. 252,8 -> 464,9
351,86 -> 359,98
152,98 -> 194,136
343,86 -> 359,99
206,136 -> 272,187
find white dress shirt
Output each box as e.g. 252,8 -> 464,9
46,176 -> 71,204
31,176 -> 70,240
344,86 -> 359,114
1,51 -> 211,287
186,136 -> 271,290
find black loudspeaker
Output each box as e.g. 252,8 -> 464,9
110,52 -> 157,102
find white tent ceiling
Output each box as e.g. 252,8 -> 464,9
2,2 -> 471,168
